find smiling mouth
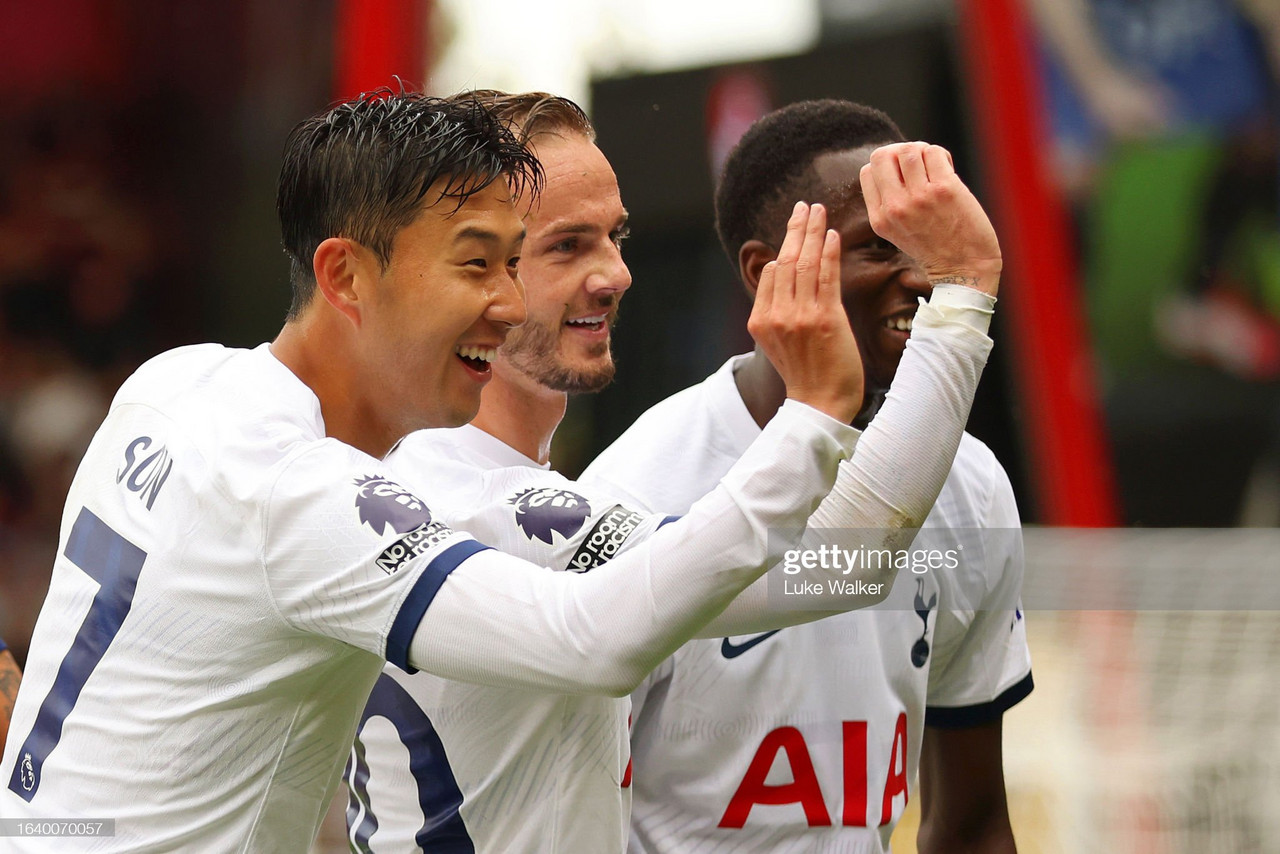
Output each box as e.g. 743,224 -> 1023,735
565,314 -> 608,332
882,314 -> 914,334
455,344 -> 498,372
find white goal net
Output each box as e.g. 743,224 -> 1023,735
994,528 -> 1280,854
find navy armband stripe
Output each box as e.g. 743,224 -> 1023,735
924,671 -> 1034,729
657,515 -> 681,528
387,540 -> 491,673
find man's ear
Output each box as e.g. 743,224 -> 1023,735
313,237 -> 373,326
738,240 -> 778,301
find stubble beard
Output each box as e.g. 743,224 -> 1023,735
502,316 -> 617,394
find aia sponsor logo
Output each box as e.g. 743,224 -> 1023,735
720,714 -> 910,829
117,436 -> 174,510
354,475 -> 433,536
509,487 -> 591,544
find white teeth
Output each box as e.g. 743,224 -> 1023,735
455,346 -> 497,362
884,316 -> 913,332
566,315 -> 606,326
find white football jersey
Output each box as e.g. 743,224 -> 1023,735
348,424 -> 671,853
346,286 -> 1002,853
583,354 -> 1033,854
0,344 -> 487,853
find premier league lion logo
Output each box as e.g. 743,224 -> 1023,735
20,752 -> 34,791
354,475 -> 433,536
510,487 -> 592,544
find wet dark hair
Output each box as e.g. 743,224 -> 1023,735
714,99 -> 905,268
277,88 -> 543,319
463,90 -> 596,145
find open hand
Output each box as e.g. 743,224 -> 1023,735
747,201 -> 864,424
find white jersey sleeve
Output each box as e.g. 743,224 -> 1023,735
408,400 -> 858,694
588,285 -> 999,637
262,440 -> 489,670
387,437 -> 673,576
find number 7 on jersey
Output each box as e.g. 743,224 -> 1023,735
8,507 -> 147,801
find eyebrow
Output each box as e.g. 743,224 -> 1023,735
454,225 -> 526,245
540,211 -> 630,236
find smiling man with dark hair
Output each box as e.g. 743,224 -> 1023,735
0,89 -> 878,852
346,92 -> 1009,853
587,99 -> 1031,854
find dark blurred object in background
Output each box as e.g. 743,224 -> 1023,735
585,21 -> 1027,516
1026,0 -> 1280,525
0,0 -> 336,665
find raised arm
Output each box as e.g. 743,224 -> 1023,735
699,286 -> 993,634
1023,0 -> 1172,139
700,142 -> 1005,632
407,202 -> 865,694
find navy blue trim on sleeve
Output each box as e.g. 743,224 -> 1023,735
656,515 -> 681,528
386,540 -> 491,674
924,671 -> 1034,730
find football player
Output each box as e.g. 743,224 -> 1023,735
348,92 -> 1004,852
587,100 -> 1032,854
0,91 -> 871,852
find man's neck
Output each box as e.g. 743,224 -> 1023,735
271,318 -> 397,459
733,347 -> 789,430
734,346 -> 876,430
470,370 -> 567,465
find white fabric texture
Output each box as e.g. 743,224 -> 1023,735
408,399 -> 857,695
345,287 -> 998,853
593,285 -> 998,635
581,287 -> 1032,854
0,344 -> 478,852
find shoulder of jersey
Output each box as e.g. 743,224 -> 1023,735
112,344 -> 237,407
952,432 -> 999,480
388,428 -> 507,489
587,379 -> 709,472
110,344 -> 330,483
389,428 -> 541,509
391,428 -> 476,466
928,432 -> 1003,528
